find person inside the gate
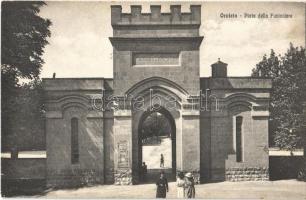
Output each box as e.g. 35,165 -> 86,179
142,162 -> 147,182
139,164 -> 144,182
160,154 -> 164,168
185,172 -> 195,198
156,171 -> 168,198
176,172 -> 185,198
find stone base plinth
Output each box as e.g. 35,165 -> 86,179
114,169 -> 132,185
47,169 -> 104,188
225,167 -> 269,181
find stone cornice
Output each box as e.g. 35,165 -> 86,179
112,23 -> 201,29
110,36 -> 203,42
109,36 -> 204,50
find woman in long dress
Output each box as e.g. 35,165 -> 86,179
156,171 -> 168,198
185,172 -> 195,198
176,172 -> 185,198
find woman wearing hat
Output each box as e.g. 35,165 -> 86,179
176,172 -> 185,198
184,172 -> 195,198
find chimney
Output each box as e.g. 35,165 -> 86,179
211,58 -> 228,78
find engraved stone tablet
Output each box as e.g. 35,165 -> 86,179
132,52 -> 180,66
118,141 -> 129,168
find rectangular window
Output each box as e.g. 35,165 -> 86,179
71,118 -> 79,164
236,116 -> 243,162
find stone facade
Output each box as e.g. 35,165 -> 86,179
43,78 -> 114,187
42,5 -> 271,187
200,76 -> 271,182
110,5 -> 202,96
110,5 -> 202,184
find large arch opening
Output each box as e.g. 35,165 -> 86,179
137,107 -> 176,183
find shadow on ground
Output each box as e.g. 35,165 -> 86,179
1,168 -> 177,197
1,179 -> 103,197
1,179 -> 48,197
140,168 -> 176,184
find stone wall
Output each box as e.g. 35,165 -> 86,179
200,77 -> 271,182
47,169 -> 104,187
103,111 -> 115,184
111,49 -> 201,96
42,71 -> 271,186
225,167 -> 269,181
43,78 -> 113,187
45,106 -> 104,187
199,114 -> 211,182
181,114 -> 200,173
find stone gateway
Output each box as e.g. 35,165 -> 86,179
43,5 -> 271,187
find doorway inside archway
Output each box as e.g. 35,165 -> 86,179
138,108 -> 176,183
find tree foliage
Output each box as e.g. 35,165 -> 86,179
2,81 -> 46,151
141,112 -> 172,139
2,1 -> 51,80
252,44 -> 306,150
1,1 -> 51,150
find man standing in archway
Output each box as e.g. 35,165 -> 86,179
160,154 -> 164,168
142,162 -> 147,182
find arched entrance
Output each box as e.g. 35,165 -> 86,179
111,77 -> 200,185
137,106 -> 176,183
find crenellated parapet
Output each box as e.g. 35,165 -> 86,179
111,5 -> 201,26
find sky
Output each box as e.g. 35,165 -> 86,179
39,1 -> 305,78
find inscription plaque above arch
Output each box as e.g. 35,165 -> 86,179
132,52 -> 180,67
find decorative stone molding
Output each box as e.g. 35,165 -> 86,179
125,76 -> 188,103
45,94 -> 92,114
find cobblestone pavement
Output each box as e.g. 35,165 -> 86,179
37,180 -> 306,199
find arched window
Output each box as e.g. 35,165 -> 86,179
71,117 -> 79,164
236,116 -> 243,162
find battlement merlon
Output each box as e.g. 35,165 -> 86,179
111,5 -> 201,26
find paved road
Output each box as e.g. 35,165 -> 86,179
37,180 -> 306,199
